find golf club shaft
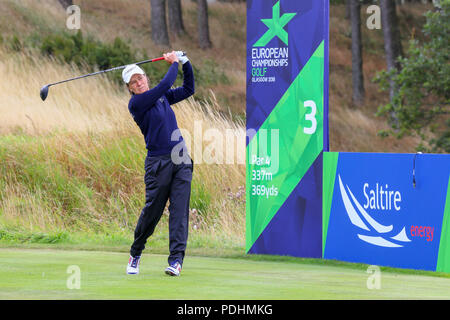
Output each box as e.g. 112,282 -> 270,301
47,57 -> 165,87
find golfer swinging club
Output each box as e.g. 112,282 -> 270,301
124,51 -> 194,276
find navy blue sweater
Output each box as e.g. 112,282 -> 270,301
128,61 -> 195,156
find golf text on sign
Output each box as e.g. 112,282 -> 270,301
246,0 -> 328,257
323,152 -> 450,272
250,154 -> 278,199
250,2 -> 295,83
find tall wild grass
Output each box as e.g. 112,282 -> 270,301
0,48 -> 246,245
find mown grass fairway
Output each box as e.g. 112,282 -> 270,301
0,248 -> 449,300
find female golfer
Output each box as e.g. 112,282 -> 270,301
123,51 -> 194,276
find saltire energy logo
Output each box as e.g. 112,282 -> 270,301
323,152 -> 450,272
338,174 -> 413,248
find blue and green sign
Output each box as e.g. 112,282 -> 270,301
246,0 -> 329,257
323,152 -> 450,272
246,0 -> 450,273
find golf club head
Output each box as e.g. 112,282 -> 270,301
40,85 -> 49,101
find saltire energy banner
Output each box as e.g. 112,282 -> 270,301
246,0 -> 329,257
323,152 -> 450,272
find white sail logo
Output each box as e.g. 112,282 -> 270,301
338,175 -> 411,248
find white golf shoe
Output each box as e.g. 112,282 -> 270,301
126,255 -> 141,275
165,261 -> 182,276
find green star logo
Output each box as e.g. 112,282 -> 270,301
253,1 -> 297,47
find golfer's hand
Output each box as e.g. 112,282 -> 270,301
164,51 -> 179,64
175,51 -> 189,65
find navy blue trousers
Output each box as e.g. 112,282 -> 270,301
130,154 -> 193,265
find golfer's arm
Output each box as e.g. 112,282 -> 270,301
130,63 -> 179,112
166,62 -> 195,105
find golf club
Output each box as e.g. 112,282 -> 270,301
39,52 -> 186,101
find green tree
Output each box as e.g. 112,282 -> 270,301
375,0 -> 449,153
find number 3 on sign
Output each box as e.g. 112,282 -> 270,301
303,100 -> 317,135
